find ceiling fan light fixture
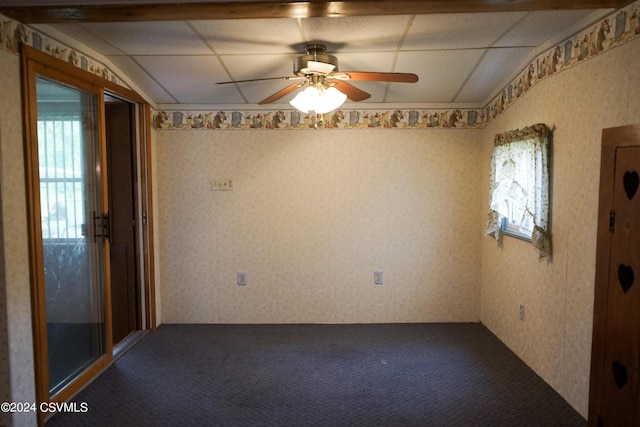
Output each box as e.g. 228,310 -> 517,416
219,43 -> 418,106
317,86 -> 347,114
289,85 -> 346,114
289,86 -> 314,113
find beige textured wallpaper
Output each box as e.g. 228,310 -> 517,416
0,50 -> 37,427
155,129 -> 482,325
480,37 -> 640,417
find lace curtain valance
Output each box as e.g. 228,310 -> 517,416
486,123 -> 552,258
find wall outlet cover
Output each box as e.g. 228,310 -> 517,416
374,270 -> 384,285
237,271 -> 247,286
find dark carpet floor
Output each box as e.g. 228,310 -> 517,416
46,323 -> 586,426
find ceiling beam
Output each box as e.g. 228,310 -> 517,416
0,0 -> 634,23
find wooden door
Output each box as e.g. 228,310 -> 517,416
589,124 -> 640,426
105,97 -> 139,345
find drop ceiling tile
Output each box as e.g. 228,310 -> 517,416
79,21 -> 212,55
301,15 -> 413,52
107,55 -> 176,104
36,23 -> 126,55
494,10 -> 599,47
393,50 -> 486,103
404,12 -> 527,50
455,47 -> 533,103
190,19 -> 302,54
332,52 -> 397,73
221,54 -> 298,81
383,83 -> 422,104
134,55 -> 245,104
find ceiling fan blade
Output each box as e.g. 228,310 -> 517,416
336,71 -> 419,83
217,76 -> 302,85
333,81 -> 371,102
258,82 -> 305,105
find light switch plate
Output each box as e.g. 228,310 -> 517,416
212,178 -> 234,191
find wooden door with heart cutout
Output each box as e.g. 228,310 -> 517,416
589,124 -> 640,426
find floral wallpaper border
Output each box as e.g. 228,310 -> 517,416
2,0 -> 639,131
484,0 -> 640,121
153,108 -> 484,129
0,14 -> 126,87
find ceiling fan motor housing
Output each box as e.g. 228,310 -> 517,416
294,44 -> 339,76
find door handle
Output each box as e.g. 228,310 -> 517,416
102,212 -> 110,241
93,212 -> 111,241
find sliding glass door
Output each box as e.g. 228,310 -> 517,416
23,45 -> 155,425
35,76 -> 107,396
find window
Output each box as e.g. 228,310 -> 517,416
486,124 -> 552,258
38,118 -> 85,240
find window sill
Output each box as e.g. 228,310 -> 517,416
501,217 -> 532,242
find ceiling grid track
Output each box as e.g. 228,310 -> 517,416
187,20 -> 251,104
382,14 -> 416,103
130,56 -> 181,104
450,12 -> 534,103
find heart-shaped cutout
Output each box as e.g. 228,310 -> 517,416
618,264 -> 635,293
612,360 -> 628,389
623,170 -> 639,200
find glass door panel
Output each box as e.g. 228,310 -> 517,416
35,76 -> 106,396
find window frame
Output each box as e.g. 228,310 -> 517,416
501,216 -> 532,241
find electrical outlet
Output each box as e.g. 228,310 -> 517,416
519,303 -> 525,321
374,270 -> 384,285
237,271 -> 247,286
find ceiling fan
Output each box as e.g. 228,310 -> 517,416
217,43 -> 419,111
